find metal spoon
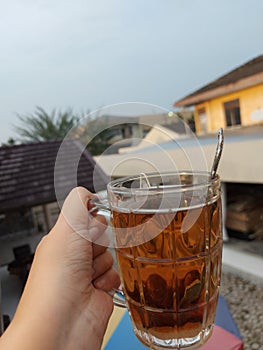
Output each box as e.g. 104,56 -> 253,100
211,128 -> 224,179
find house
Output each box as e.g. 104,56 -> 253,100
118,122 -> 188,154
174,55 -> 263,134
94,126 -> 263,183
94,125 -> 263,241
0,139 -> 108,265
73,112 -> 193,155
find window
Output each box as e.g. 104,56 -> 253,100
197,107 -> 207,132
224,99 -> 241,127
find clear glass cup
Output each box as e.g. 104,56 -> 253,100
94,171 -> 222,350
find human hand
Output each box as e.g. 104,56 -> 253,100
0,187 -> 120,350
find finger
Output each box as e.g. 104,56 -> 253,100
93,268 -> 121,292
87,214 -> 108,242
92,250 -> 114,281
92,225 -> 111,248
56,187 -> 96,235
93,243 -> 107,259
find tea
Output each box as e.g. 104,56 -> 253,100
114,199 -> 222,348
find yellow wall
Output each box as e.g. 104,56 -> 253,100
194,83 -> 263,133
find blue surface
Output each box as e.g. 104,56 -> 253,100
215,295 -> 242,340
105,311 -> 148,349
105,295 -> 242,349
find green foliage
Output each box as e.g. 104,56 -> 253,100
86,126 -> 116,155
1,137 -> 17,147
13,107 -> 125,156
14,106 -> 80,142
72,114 -> 120,156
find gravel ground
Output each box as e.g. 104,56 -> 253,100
220,268 -> 263,350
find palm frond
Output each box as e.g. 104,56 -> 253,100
14,107 -> 81,142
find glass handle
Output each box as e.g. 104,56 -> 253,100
89,197 -> 110,214
89,198 -> 127,308
108,288 -> 127,308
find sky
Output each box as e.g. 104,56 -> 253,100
0,0 -> 263,143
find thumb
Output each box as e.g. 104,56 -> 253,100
55,186 -> 107,244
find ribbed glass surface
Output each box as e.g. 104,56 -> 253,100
114,199 -> 222,349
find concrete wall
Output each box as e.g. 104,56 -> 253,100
94,134 -> 263,184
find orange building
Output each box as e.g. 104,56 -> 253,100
174,55 -> 263,134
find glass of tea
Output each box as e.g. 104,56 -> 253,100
94,171 -> 222,350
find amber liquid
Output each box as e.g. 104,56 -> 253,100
113,199 -> 222,348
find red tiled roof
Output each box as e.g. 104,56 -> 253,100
0,139 -> 108,212
174,55 -> 263,107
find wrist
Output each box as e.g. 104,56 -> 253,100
1,288 -> 113,350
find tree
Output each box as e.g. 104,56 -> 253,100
14,106 -> 80,142
1,137 -> 17,147
70,113 -> 119,156
13,106 -> 122,155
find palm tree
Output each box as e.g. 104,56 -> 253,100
14,106 -> 80,142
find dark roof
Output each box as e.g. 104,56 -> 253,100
174,55 -> 263,107
0,139 -> 108,212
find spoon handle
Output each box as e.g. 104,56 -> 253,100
211,128 -> 224,179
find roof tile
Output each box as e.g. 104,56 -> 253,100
0,139 -> 108,212
174,55 -> 263,106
